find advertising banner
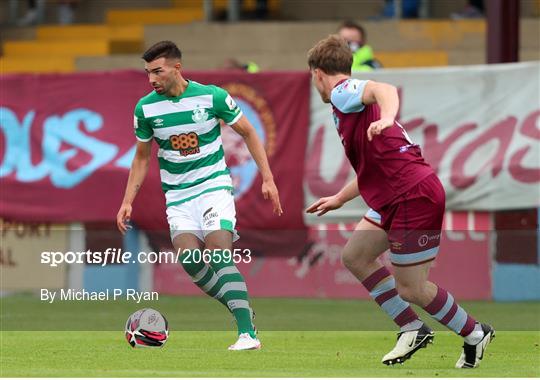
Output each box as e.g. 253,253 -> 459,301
305,62 -> 540,224
0,219 -> 69,290
0,71 -> 310,239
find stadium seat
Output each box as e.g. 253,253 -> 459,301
397,20 -> 485,48
36,24 -> 143,40
3,40 -> 110,57
106,8 -> 203,25
376,51 -> 449,68
36,25 -> 144,54
0,57 -> 75,73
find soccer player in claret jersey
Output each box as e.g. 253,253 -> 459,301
306,35 -> 494,368
116,41 -> 282,350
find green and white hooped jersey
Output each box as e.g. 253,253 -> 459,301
134,80 -> 242,207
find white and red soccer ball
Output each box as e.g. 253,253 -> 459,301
125,308 -> 169,348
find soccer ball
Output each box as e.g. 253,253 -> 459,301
125,308 -> 169,348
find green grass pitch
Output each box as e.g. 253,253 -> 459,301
1,295 -> 539,377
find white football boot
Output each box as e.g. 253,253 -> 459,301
228,333 -> 261,351
455,323 -> 495,368
382,323 -> 434,365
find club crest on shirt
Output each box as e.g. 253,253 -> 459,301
192,105 -> 209,123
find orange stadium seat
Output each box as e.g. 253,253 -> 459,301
36,25 -> 144,54
106,8 -> 204,25
0,57 -> 75,74
397,20 -> 485,48
36,24 -> 143,40
3,40 -> 110,57
376,51 -> 449,68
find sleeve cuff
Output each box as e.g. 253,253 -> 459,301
225,111 -> 243,126
135,135 -> 153,142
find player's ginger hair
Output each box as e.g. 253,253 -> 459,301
307,35 -> 353,75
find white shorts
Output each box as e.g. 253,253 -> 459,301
167,189 -> 239,243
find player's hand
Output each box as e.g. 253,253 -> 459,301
262,179 -> 283,216
367,118 -> 394,141
306,195 -> 344,216
116,203 -> 132,234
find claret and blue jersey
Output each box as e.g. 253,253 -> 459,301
330,78 -> 433,211
330,78 -> 444,266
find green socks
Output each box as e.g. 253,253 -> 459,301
179,250 -> 255,336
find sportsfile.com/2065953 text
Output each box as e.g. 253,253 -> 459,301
40,248 -> 252,267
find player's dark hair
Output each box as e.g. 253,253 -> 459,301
339,20 -> 366,42
142,41 -> 182,62
307,35 -> 352,75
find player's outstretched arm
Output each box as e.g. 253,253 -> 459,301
336,178 -> 360,203
362,81 -> 399,141
229,116 -> 283,216
116,140 -> 152,234
306,179 -> 359,216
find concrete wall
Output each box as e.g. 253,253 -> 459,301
119,19 -> 537,71
75,19 -> 540,71
1,16 -> 537,71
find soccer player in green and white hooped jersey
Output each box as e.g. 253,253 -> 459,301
116,41 -> 282,351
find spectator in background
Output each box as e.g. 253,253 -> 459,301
338,21 -> 381,72
451,0 -> 484,19
17,0 -> 77,25
222,58 -> 260,73
254,0 -> 269,20
57,0 -> 78,25
17,0 -> 45,26
380,0 -> 420,18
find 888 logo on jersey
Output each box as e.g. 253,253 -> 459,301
169,132 -> 200,156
